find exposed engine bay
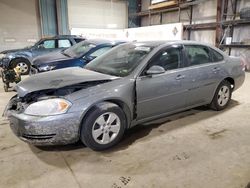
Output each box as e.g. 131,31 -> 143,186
5,80 -> 111,114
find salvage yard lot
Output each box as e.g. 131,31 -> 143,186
0,73 -> 250,188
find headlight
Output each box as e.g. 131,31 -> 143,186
38,65 -> 56,72
0,53 -> 6,59
24,98 -> 72,116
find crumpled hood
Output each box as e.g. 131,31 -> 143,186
16,67 -> 118,97
32,51 -> 72,65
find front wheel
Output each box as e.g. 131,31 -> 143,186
12,59 -> 30,75
80,102 -> 126,151
210,80 -> 232,111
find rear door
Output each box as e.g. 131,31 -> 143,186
136,45 -> 188,120
183,45 -> 225,106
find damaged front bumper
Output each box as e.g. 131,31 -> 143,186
6,108 -> 82,146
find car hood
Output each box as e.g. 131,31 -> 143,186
1,47 -> 31,54
32,51 -> 73,65
16,67 -> 119,97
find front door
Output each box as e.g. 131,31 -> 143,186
136,46 -> 188,120
32,39 -> 57,57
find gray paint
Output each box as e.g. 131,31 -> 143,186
16,67 -> 118,97
5,41 -> 245,145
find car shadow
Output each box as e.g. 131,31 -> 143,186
104,99 -> 240,153
30,99 -> 240,155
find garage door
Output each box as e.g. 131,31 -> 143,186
0,0 -> 40,52
68,0 -> 128,30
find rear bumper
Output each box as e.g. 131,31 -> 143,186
7,111 -> 82,145
234,71 -> 245,91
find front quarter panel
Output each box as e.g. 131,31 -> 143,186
66,78 -> 135,126
6,50 -> 32,64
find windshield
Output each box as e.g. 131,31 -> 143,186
85,43 -> 154,77
63,41 -> 96,58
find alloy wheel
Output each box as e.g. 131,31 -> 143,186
217,85 -> 230,107
92,112 -> 121,145
16,62 -> 29,74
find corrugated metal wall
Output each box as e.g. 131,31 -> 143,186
0,0 -> 40,51
67,0 -> 128,30
39,0 -> 58,36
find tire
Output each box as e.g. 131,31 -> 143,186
240,7 -> 250,20
210,80 -> 232,111
80,102 -> 126,151
12,59 -> 30,75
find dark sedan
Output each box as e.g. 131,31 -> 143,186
30,39 -> 124,73
0,35 -> 85,75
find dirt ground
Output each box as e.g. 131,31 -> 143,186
0,73 -> 250,188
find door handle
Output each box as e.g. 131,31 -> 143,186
175,75 -> 185,80
212,67 -> 221,73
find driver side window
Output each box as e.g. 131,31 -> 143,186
148,47 -> 181,71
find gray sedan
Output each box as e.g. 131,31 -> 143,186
4,41 -> 245,151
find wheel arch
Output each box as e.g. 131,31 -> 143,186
224,77 -> 235,90
78,98 -> 132,139
209,77 -> 235,105
10,57 -> 31,68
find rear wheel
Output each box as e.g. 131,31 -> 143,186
210,80 -> 232,111
80,102 -> 126,151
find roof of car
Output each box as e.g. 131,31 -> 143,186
132,40 -> 215,47
83,39 -> 126,45
41,35 -> 85,40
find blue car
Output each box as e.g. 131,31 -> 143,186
0,35 -> 85,75
31,39 -> 124,74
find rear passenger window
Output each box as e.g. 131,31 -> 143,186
58,39 -> 71,48
209,47 -> 224,62
185,45 -> 211,66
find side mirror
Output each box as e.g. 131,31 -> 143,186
37,44 -> 45,49
146,65 -> 165,75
